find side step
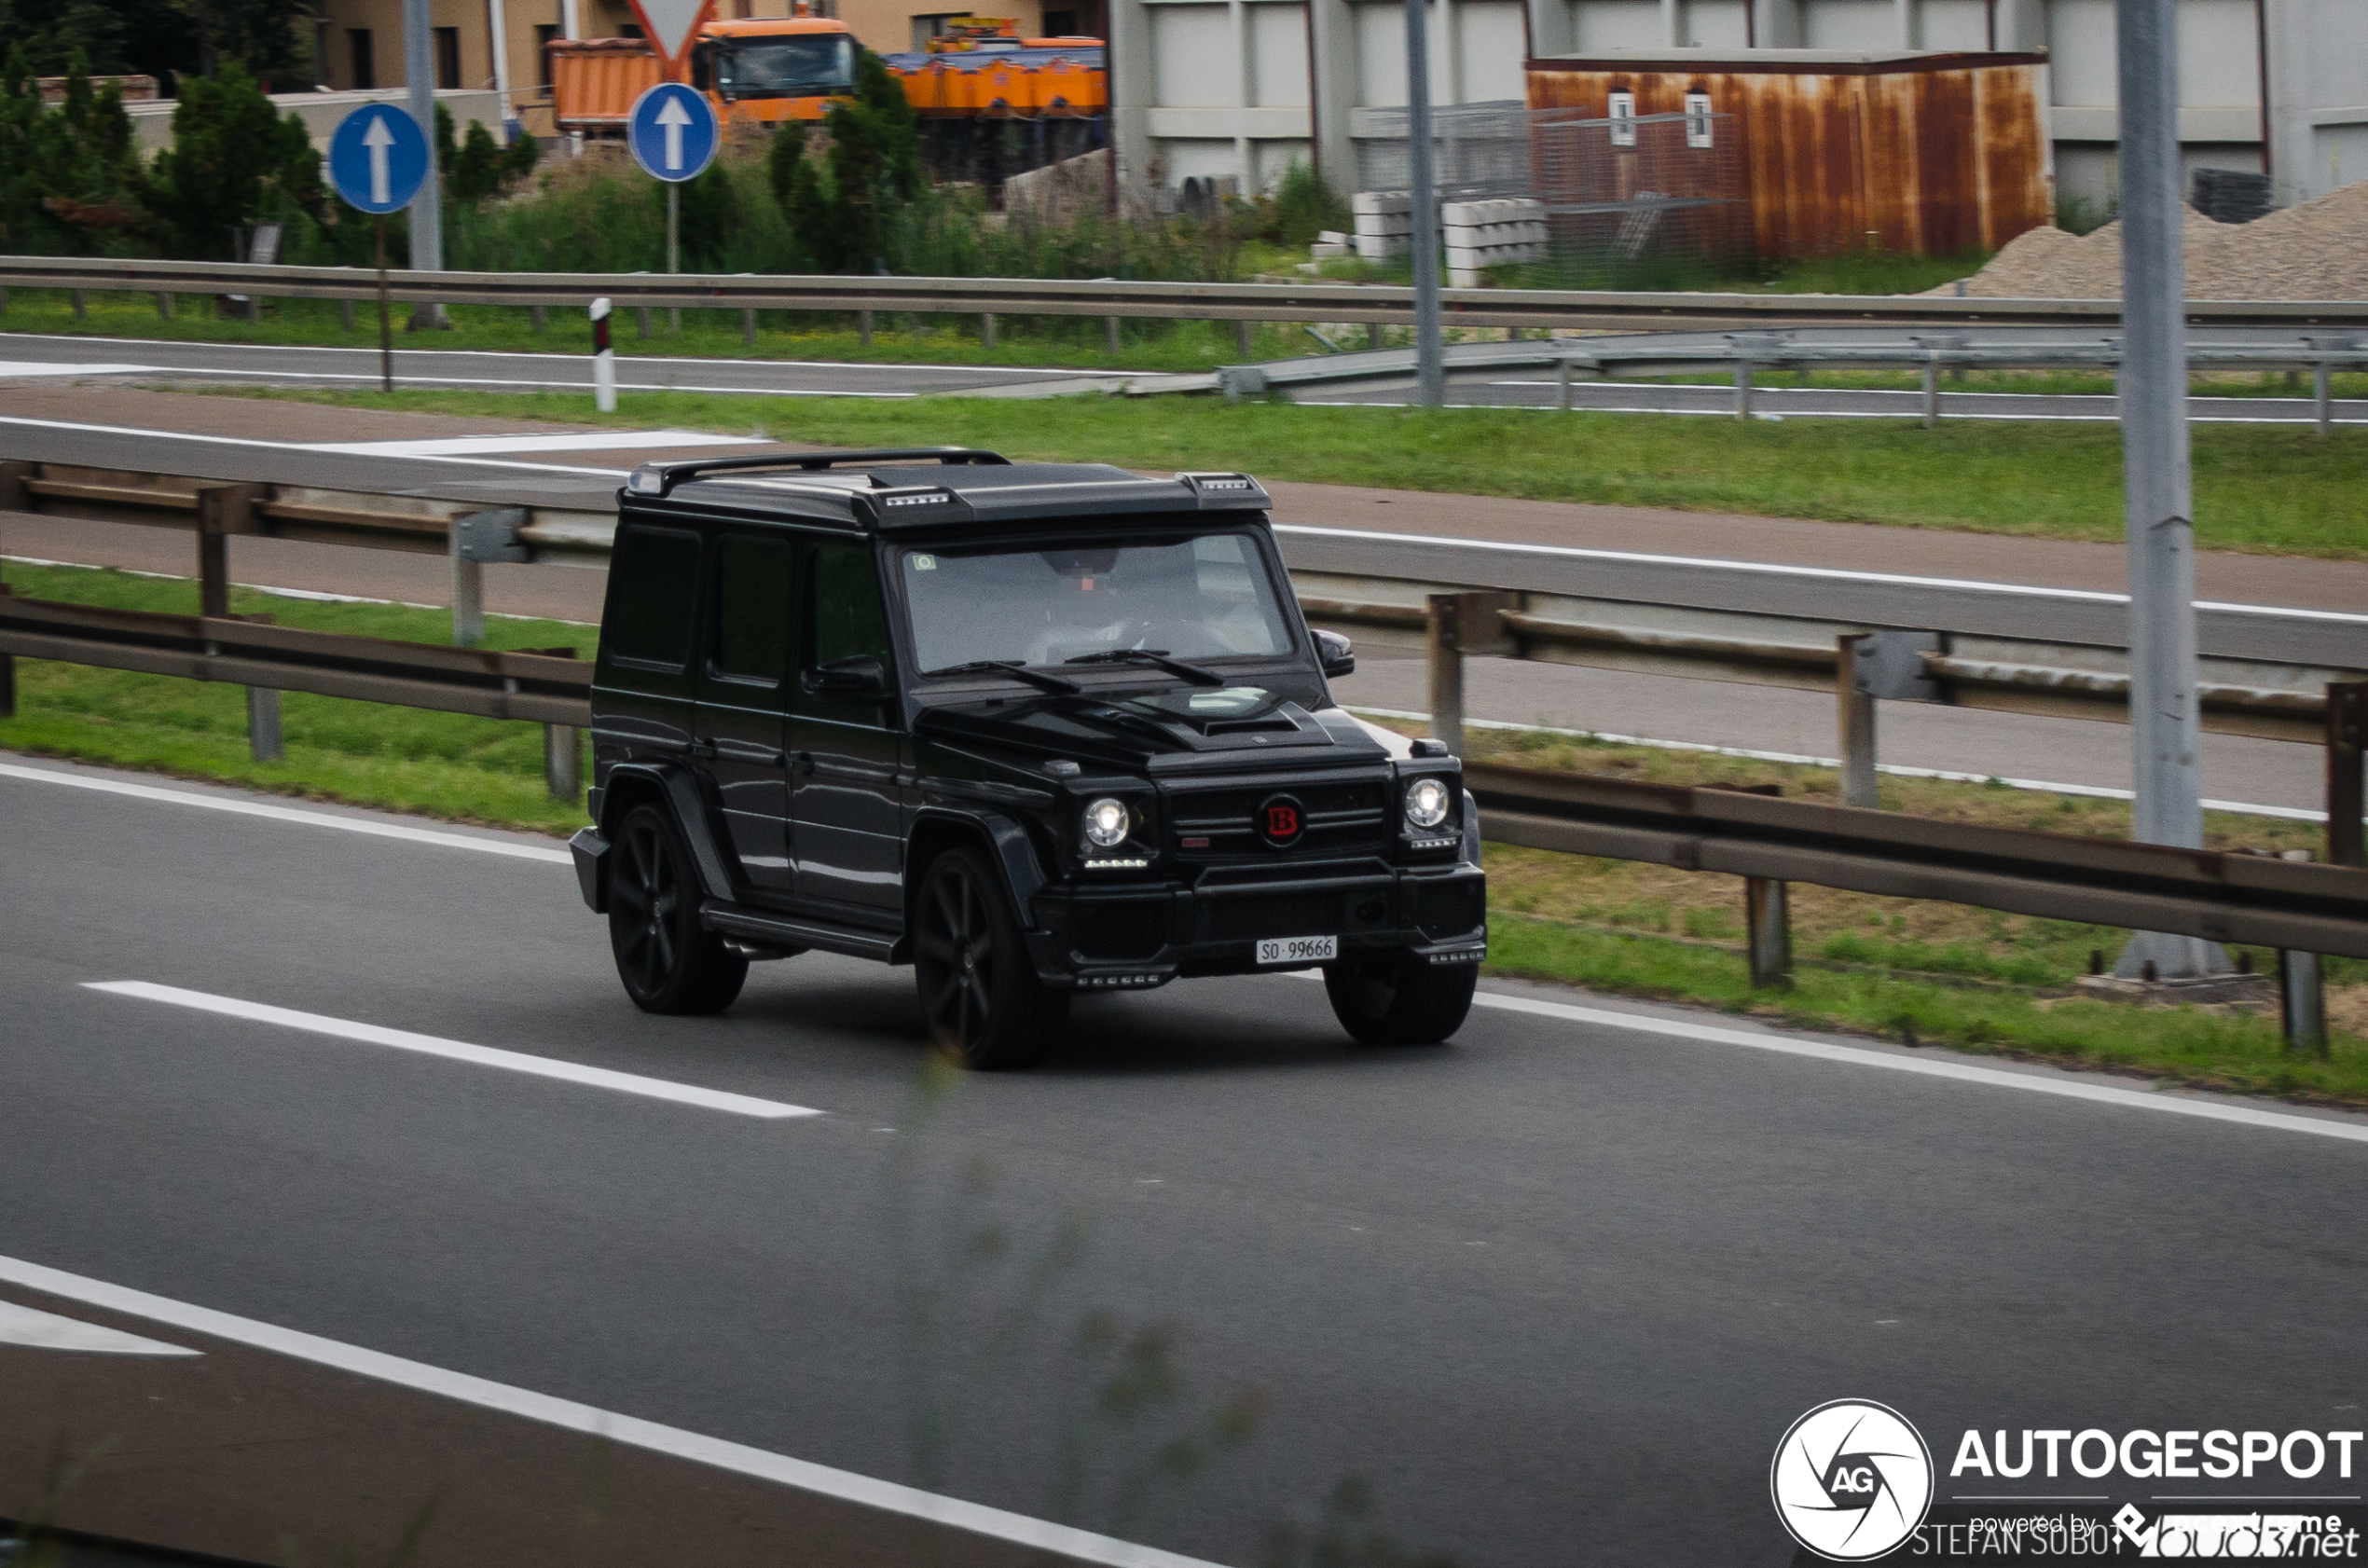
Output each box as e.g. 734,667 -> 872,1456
703,902 -> 903,964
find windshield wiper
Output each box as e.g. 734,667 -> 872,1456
1062,648 -> 1226,687
920,659 -> 1082,695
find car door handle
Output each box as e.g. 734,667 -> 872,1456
689,739 -> 719,760
714,740 -> 788,766
793,751 -> 817,776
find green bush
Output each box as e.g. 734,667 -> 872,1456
1267,160 -> 1347,249
137,60 -> 322,258
0,46 -> 144,254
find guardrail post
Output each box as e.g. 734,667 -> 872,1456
1107,316 -> 1122,354
519,645 -> 584,801
1744,876 -> 1792,989
742,308 -> 756,346
2331,681 -> 2366,869
1237,319 -> 1255,360
0,582 -> 14,720
2280,948 -> 2328,1056
451,530 -> 484,649
247,683 -> 284,762
157,291 -> 172,322
2303,337 -> 2355,437
859,309 -> 874,347
1556,355 -> 1573,411
981,312 -> 997,348
532,305 -> 547,333
1425,591 -> 1514,759
1837,634 -> 1879,808
73,289 -> 86,320
195,484 -> 264,620
338,296 -> 353,332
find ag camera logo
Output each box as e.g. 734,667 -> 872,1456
1771,1399 -> 1935,1561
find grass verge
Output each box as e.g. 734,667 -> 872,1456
6,560 -> 2361,1102
197,383 -> 2368,559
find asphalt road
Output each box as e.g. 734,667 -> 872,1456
7,325 -> 2361,423
5,757 -> 2366,1566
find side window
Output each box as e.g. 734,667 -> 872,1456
606,525 -> 703,671
710,532 -> 796,686
799,543 -> 896,721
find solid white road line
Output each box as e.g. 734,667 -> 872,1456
0,330 -> 1092,376
1463,988 -> 2368,1147
0,360 -> 160,378
296,430 -> 767,457
0,1252 -> 1223,1568
86,981 -> 819,1121
1270,523 -> 2368,626
137,365 -> 917,398
0,1298 -> 202,1355
0,761 -> 572,863
0,414 -> 630,478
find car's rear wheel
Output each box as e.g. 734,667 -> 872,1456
914,847 -> 1067,1069
608,804 -> 748,1015
1323,953 -> 1475,1046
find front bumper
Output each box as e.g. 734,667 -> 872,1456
1025,859 -> 1487,988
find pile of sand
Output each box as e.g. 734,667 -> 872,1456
1948,178 -> 2368,300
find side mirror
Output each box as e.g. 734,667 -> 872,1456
801,654 -> 888,701
1315,628 -> 1356,679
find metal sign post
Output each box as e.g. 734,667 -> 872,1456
401,0 -> 444,326
2113,0 -> 2222,980
326,104 -> 430,392
627,82 -> 719,338
1403,0 -> 1443,407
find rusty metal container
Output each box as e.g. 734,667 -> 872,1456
1523,48 -> 2053,259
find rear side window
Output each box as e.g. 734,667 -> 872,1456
711,532 -> 795,683
607,525 -> 702,669
809,543 -> 892,668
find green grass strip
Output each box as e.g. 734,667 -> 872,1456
202,385 -> 2368,560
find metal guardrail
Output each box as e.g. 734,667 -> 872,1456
7,254 -> 2368,334
1466,761 -> 2368,962
3,459 -> 2358,746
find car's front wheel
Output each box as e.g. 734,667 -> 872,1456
914,847 -> 1067,1069
1323,953 -> 1476,1046
607,804 -> 748,1015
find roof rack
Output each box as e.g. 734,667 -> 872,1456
625,447 -> 1010,498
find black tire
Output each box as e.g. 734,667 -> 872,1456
1322,953 -> 1476,1046
913,847 -> 1067,1069
607,803 -> 748,1015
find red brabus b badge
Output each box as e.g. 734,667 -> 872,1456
1257,795 -> 1304,848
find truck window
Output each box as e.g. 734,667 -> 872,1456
713,34 -> 856,97
607,526 -> 703,671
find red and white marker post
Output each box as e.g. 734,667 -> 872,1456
590,296 -> 616,412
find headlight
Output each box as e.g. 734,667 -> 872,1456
1404,777 -> 1452,830
1083,797 -> 1131,848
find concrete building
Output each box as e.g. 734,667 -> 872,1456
1108,0 -> 2365,213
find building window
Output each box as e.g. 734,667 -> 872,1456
1042,9 -> 1076,34
349,28 -> 375,89
619,21 -> 642,36
1685,91 -> 1712,148
534,23 -> 558,89
1608,90 -> 1635,148
434,25 -> 461,89
910,13 -> 953,50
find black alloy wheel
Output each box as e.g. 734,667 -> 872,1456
1322,952 -> 1476,1046
914,847 -> 1067,1069
607,803 -> 748,1015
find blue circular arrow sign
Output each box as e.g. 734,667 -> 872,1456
626,82 -> 720,184
327,103 -> 431,215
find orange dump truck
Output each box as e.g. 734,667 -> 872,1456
549,16 -> 1102,134
548,17 -> 860,131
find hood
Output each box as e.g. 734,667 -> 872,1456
916,685 -> 1388,772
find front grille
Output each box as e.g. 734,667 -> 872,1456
1168,775 -> 1392,860
1413,878 -> 1486,941
1074,899 -> 1171,960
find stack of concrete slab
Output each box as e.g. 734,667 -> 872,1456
1443,199 -> 1547,286
1310,228 -> 1351,259
1352,191 -> 1414,259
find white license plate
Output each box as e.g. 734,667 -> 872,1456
1257,934 -> 1338,966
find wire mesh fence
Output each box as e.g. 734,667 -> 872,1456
1354,103 -> 1749,278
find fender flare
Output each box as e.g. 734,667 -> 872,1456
909,804 -> 1051,929
600,761 -> 739,905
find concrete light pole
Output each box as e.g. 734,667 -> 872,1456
404,0 -> 447,328
2114,0 -> 2223,980
1403,0 -> 1443,407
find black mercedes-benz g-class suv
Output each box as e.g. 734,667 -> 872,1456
568,448 -> 1486,1067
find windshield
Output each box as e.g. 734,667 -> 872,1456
900,532 -> 1296,674
714,34 -> 855,95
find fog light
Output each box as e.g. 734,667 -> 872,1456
1405,777 -> 1451,830
1084,797 -> 1130,848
